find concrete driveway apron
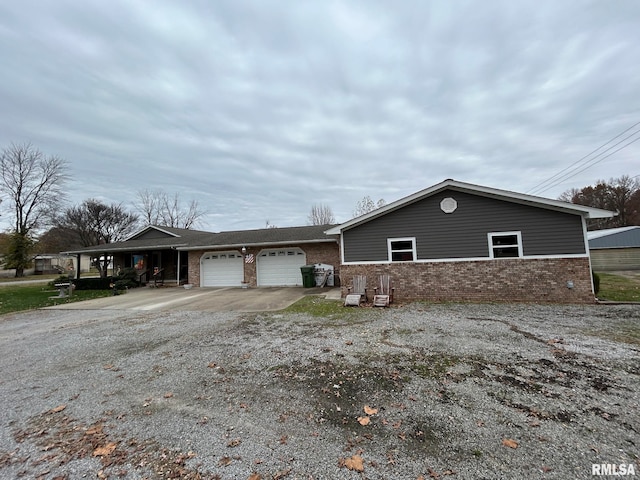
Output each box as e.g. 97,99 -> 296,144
45,286 -> 333,312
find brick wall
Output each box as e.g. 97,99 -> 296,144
187,241 -> 339,287
340,257 -> 595,304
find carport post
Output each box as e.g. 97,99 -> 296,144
176,248 -> 180,285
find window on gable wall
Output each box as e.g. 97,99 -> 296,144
388,238 -> 416,261
488,232 -> 523,258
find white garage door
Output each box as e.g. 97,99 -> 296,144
257,248 -> 306,286
201,251 -> 244,287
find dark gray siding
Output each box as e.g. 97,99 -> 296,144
343,190 -> 586,262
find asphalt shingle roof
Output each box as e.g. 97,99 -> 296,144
63,224 -> 337,254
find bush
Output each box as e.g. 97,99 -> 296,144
112,267 -> 139,290
592,270 -> 600,295
73,277 -> 113,290
48,268 -> 141,291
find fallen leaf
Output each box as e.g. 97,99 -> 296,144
341,454 -> 364,472
227,438 -> 242,447
357,416 -> 371,426
502,438 -> 519,449
85,424 -> 104,435
93,442 -> 117,457
50,405 -> 66,413
219,456 -> 233,466
364,405 -> 378,415
273,468 -> 291,479
248,474 -> 262,480
163,392 -> 173,398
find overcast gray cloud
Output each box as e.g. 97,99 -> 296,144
1,0 -> 638,232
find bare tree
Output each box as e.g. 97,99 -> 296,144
135,190 -> 206,229
308,204 -> 336,225
0,143 -> 68,276
353,196 -> 386,217
58,199 -> 139,277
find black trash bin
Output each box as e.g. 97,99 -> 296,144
300,265 -> 315,288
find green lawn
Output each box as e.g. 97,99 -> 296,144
0,285 -> 112,315
597,272 -> 640,302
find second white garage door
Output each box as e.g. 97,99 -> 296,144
201,251 -> 244,287
257,248 -> 306,286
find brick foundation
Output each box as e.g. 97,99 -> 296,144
340,257 -> 595,304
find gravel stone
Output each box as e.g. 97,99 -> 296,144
0,302 -> 638,479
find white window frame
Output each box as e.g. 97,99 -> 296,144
488,231 -> 523,259
387,237 -> 417,262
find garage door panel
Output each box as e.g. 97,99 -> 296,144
257,249 -> 306,286
201,252 -> 244,287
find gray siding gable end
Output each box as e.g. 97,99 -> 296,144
343,190 -> 586,263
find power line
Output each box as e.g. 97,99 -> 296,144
526,120 -> 640,196
532,135 -> 640,195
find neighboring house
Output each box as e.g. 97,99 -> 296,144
64,224 -> 340,287
325,179 -> 615,303
588,226 -> 640,271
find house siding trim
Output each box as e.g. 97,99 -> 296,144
340,253 -> 590,266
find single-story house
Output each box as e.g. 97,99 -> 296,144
64,224 -> 340,287
63,179 -> 616,303
326,179 -> 615,303
587,226 -> 640,271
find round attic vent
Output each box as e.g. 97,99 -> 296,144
440,197 -> 457,214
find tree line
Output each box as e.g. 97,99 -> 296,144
0,143 -> 206,277
559,175 -> 640,230
4,143 -> 634,277
0,142 -> 379,277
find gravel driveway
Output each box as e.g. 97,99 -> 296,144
0,300 -> 638,479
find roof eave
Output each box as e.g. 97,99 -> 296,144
62,243 -> 189,255
178,238 -> 338,251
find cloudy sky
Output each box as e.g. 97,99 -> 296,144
1,0 -> 638,232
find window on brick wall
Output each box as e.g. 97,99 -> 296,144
488,231 -> 523,258
388,237 -> 416,262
